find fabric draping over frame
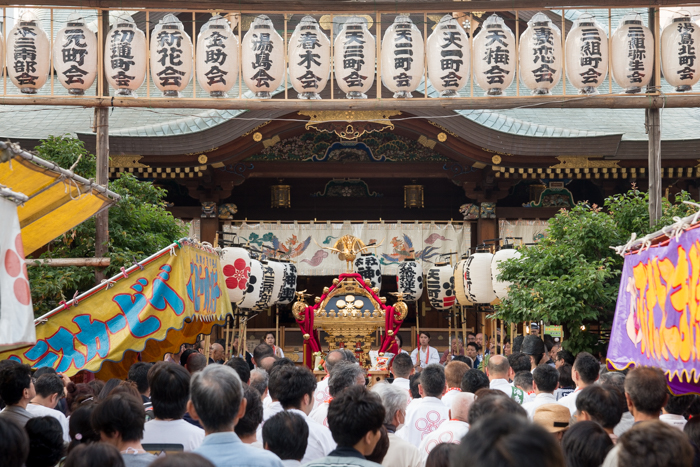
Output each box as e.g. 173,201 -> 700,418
0,151 -> 119,255
224,221 -> 470,276
499,219 -> 549,245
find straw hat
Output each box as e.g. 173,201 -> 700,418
533,403 -> 570,433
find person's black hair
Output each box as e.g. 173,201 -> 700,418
507,352 -> 532,374
466,342 -> 480,352
25,416 -> 65,467
180,349 -> 196,367
513,371 -> 533,392
452,356 -> 473,368
543,335 -> 555,352
558,364 -> 575,389
365,425 -> 389,464
532,364 -> 559,393
186,353 -> 207,373
573,352 -> 599,384
127,362 -> 153,395
686,395 -> 700,418
0,417 -> 29,467
419,331 -> 431,340
263,411 -> 309,461
253,343 -> 274,364
150,453 -> 215,467
468,393 -> 527,425
63,443 -> 125,467
461,369 -> 490,394
0,361 -> 32,405
561,420 -> 613,467
271,357 -> 295,371
420,364 -> 446,398
619,420 -> 694,467
276,365 -> 317,410
264,331 -> 276,340
327,385 -> 385,448
147,362 -> 191,420
91,393 -> 146,442
225,357 -> 251,384
684,416 -> 700,447
557,349 -> 575,366
409,374 -> 421,399
395,334 -> 404,348
624,367 -> 668,415
665,393 -> 695,416
234,386 -> 263,438
68,402 -> 100,453
97,379 -> 121,402
32,367 -> 57,379
427,442 -> 458,467
34,373 -> 65,399
455,414 -> 564,467
391,353 -> 413,378
576,385 -> 623,429
328,363 -> 364,397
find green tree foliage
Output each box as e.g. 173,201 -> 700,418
495,188 -> 698,354
28,135 -> 187,317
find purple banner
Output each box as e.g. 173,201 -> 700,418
608,226 -> 700,395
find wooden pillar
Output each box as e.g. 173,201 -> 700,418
647,7 -> 662,226
476,218 -> 497,245
94,9 -> 110,283
200,216 -> 219,244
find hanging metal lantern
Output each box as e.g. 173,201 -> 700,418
465,247 -> 496,304
661,16 -> 700,92
221,247 -> 251,303
271,184 -> 291,208
242,15 -> 284,99
611,14 -> 654,94
105,14 -> 147,97
334,17 -> 376,99
196,15 -> 238,98
473,15 -> 515,96
426,262 -> 455,310
277,260 -> 298,305
404,184 -> 424,208
150,14 -> 193,97
252,261 -> 276,311
427,14 -> 470,98
355,253 -> 382,290
565,15 -> 608,95
397,259 -> 423,302
381,14 -> 424,98
453,254 -> 473,306
266,260 -> 286,307
53,13 -> 97,95
239,259 -> 263,309
288,16 -> 330,100
519,12 -> 562,95
7,11 -> 50,94
491,245 -> 521,300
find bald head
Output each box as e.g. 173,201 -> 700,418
325,350 -> 346,375
450,392 -> 475,423
259,356 -> 277,372
211,343 -> 224,362
486,355 -> 510,380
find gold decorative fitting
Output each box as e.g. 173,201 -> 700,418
387,330 -> 394,336
404,184 -> 424,209
394,301 -> 408,320
428,120 -> 458,137
271,185 -> 291,209
303,333 -> 310,340
372,287 -> 379,294
242,121 -> 271,137
491,155 -> 502,165
315,297 -> 321,303
332,278 -> 340,285
364,278 -> 372,286
378,352 -> 385,356
253,132 -> 263,142
418,135 -> 437,149
110,155 -> 149,168
299,110 -> 401,139
197,154 -> 208,164
323,287 -> 330,294
549,156 -> 620,169
437,132 -> 447,142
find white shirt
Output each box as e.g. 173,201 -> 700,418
142,419 -> 205,451
382,432 -> 422,467
441,388 -> 461,409
281,461 -> 301,467
397,396 -> 449,448
263,394 -> 273,409
489,379 -> 532,405
309,402 -> 329,428
410,346 -> 440,369
312,377 -> 330,410
557,387 -> 582,416
660,413 -> 688,430
26,403 -> 69,443
257,401 -> 285,445
417,420 -> 469,463
287,408 -> 336,464
613,411 -> 634,437
522,393 -> 558,419
392,377 -> 412,401
272,346 -> 285,358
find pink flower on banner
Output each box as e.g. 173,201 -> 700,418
223,258 -> 250,291
4,234 -> 30,305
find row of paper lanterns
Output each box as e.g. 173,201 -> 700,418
2,11 -> 699,97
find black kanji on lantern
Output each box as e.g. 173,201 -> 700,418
530,24 -> 557,84
250,32 -> 275,88
13,27 -> 39,86
204,26 -> 229,86
439,25 -> 464,87
626,26 -> 647,83
578,27 -> 603,86
110,28 -> 136,87
676,22 -> 697,80
392,23 -> 415,87
341,26 -> 367,88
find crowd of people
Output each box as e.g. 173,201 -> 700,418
1,331 -> 699,467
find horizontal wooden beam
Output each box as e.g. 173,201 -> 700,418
0,94 -> 688,110
26,257 -> 111,267
26,0 -> 700,12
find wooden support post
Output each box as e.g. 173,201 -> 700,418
94,9 -> 110,283
647,7 -> 662,226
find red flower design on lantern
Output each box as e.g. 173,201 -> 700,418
223,258 -> 250,291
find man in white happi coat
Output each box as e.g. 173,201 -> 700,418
418,392 -> 474,463
312,349 -> 349,410
410,332 -> 440,372
522,364 -> 560,419
442,361 -> 470,409
371,383 -> 422,467
256,360 -> 292,444
557,351 -> 600,416
486,355 -> 530,404
310,363 -> 365,428
397,364 -> 449,447
389,353 -> 414,400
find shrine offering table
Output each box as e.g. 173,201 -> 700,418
367,369 -> 389,387
313,370 -> 327,382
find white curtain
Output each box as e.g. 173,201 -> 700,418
499,219 -> 549,245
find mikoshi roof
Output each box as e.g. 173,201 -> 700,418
0,141 -> 120,255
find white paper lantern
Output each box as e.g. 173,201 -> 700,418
427,14 -> 470,97
611,14 -> 654,94
465,250 -> 496,304
355,253 -> 382,290
491,246 -> 521,300
334,17 -> 376,99
150,14 -> 192,97
52,14 -> 97,95
6,11 -> 50,94
473,15 -> 515,96
288,16 -> 330,100
242,15 -> 284,99
381,14 -> 424,98
565,16 -> 609,95
252,262 -> 276,311
221,247 -> 251,303
196,15 -> 238,98
239,259 -> 263,309
426,262 -> 455,310
105,14 -> 147,97
661,17 -> 700,92
267,260 -> 286,307
519,12 -> 562,95
397,259 -> 423,302
453,256 -> 473,306
277,261 -> 297,305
